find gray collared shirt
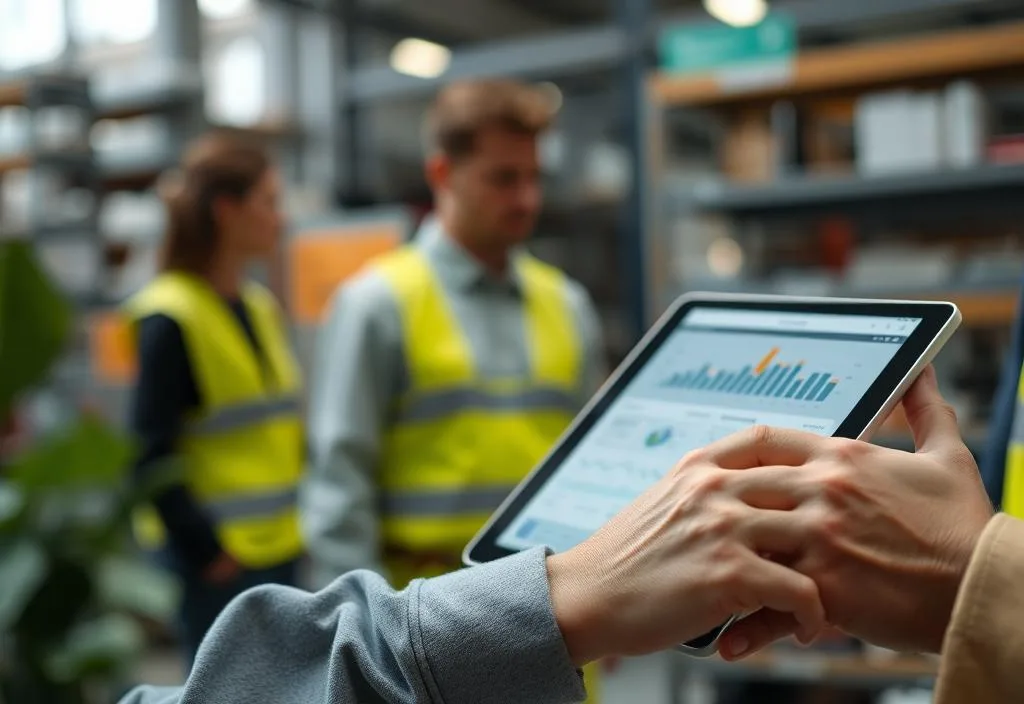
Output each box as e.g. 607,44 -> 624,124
300,218 -> 605,588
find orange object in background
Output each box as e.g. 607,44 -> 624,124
90,312 -> 137,385
289,224 -> 402,325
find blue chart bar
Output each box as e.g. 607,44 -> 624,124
776,365 -> 803,397
708,371 -> 726,391
738,374 -> 758,394
765,366 -> 790,396
771,366 -> 795,397
808,374 -> 831,400
817,380 -> 838,401
660,353 -> 840,403
796,373 -> 822,400
725,365 -> 752,393
749,368 -> 769,396
752,365 -> 780,396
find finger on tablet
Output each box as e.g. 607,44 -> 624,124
728,553 -> 825,648
702,425 -> 822,470
901,365 -> 963,456
719,609 -> 804,660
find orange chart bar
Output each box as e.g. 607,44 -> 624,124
754,347 -> 780,375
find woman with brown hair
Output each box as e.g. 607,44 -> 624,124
125,133 -> 304,668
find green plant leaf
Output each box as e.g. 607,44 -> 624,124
95,555 -> 178,623
15,556 -> 93,646
43,613 -> 144,683
8,416 -> 133,490
0,482 -> 25,532
0,241 -> 72,414
0,540 -> 48,630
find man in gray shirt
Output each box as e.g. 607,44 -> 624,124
121,370 -> 1005,703
300,78 -> 604,591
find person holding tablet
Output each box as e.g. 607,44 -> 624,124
120,368 -> 1019,704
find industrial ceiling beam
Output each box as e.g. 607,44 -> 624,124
260,0 -> 469,47
347,24 -> 626,102
341,0 -> 1022,104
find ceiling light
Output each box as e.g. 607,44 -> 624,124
703,0 -> 769,27
390,38 -> 451,79
199,0 -> 252,20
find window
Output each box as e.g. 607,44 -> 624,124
199,0 -> 253,21
0,0 -> 65,70
205,35 -> 265,125
70,0 -> 156,45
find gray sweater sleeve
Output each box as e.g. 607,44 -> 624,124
118,547 -> 586,704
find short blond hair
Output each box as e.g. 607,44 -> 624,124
423,78 -> 557,160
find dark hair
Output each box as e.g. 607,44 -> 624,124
423,78 -> 557,161
159,132 -> 270,274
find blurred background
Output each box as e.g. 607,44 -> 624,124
4,0 -> 1024,702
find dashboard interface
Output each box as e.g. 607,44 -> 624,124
497,307 -> 923,553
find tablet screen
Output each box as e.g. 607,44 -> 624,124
497,307 -> 923,553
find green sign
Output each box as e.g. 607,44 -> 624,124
659,14 -> 796,74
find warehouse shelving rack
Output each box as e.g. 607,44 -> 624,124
643,19 -> 1024,697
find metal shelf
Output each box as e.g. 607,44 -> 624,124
96,86 -> 202,121
33,222 -> 101,241
676,163 -> 1024,219
669,280 -> 1021,330
0,75 -> 92,110
98,154 -> 176,192
0,150 -> 94,176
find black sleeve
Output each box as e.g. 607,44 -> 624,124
130,314 -> 223,572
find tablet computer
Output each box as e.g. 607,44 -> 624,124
463,293 -> 961,655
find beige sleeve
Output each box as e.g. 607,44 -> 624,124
936,513 -> 1024,703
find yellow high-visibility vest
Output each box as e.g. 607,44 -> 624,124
1004,365 -> 1024,517
126,271 -> 304,569
375,247 -> 601,703
372,246 -> 582,577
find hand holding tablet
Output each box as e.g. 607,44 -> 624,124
465,294 -> 961,655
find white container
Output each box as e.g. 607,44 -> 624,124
944,80 -> 987,168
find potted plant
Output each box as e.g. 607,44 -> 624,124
0,240 -> 177,704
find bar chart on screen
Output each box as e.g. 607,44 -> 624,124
659,346 -> 841,404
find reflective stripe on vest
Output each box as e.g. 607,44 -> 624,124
1004,370 -> 1024,517
398,385 -> 578,423
205,487 -> 299,521
373,246 -> 582,557
381,485 -> 519,517
125,272 -> 304,568
189,394 -> 302,435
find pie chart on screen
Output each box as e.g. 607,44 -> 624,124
645,427 -> 673,448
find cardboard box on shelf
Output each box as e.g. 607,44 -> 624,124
721,111 -> 776,183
